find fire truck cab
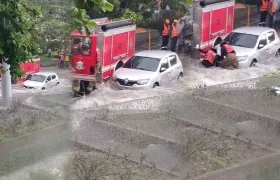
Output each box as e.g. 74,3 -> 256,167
191,0 -> 235,58
70,18 -> 136,97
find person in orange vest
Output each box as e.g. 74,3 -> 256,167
219,41 -> 239,69
259,0 -> 269,27
198,47 -> 218,68
258,0 -> 276,27
268,0 -> 277,28
169,19 -> 179,52
160,19 -> 170,48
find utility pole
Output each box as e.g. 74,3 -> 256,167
1,59 -> 12,106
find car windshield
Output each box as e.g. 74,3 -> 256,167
71,36 -> 91,56
122,56 -> 160,72
224,32 -> 258,48
29,74 -> 46,82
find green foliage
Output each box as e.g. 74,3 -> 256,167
0,0 -> 41,80
114,10 -> 144,25
73,0 -> 114,35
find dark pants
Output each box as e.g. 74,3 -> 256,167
260,11 -> 275,28
59,60 -> 65,68
268,14 -> 275,28
161,36 -> 169,47
170,36 -> 178,52
202,60 -> 214,68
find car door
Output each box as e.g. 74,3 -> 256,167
51,74 -> 58,87
158,57 -> 172,85
45,75 -> 52,89
168,55 -> 179,81
256,33 -> 269,63
266,30 -> 278,59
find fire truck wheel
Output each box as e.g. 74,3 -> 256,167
153,83 -> 159,88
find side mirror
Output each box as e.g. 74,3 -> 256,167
160,67 -> 167,72
258,44 -> 265,49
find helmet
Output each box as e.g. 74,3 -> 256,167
165,19 -> 170,23
173,19 -> 178,23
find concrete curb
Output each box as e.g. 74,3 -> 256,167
187,152 -> 280,180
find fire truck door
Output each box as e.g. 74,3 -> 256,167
209,8 -> 227,43
111,32 -> 129,71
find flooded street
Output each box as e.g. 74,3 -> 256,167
71,58 -> 280,109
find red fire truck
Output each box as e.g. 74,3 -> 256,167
0,58 -> 40,84
192,0 -> 235,56
69,18 -> 136,96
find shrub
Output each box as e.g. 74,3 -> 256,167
114,10 -> 144,26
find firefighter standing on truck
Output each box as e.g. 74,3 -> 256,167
160,19 -> 170,48
258,0 -> 276,28
170,19 -> 179,52
219,41 -> 239,69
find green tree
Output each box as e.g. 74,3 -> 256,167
0,0 -> 41,80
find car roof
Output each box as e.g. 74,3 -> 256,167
232,26 -> 274,35
135,50 -> 177,59
33,72 -> 57,76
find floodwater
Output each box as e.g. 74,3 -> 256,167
72,59 -> 280,109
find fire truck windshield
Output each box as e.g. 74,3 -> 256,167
71,36 -> 91,56
122,56 -> 160,72
225,32 -> 258,49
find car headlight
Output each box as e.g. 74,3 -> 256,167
137,79 -> 150,85
111,75 -> 117,82
237,55 -> 248,62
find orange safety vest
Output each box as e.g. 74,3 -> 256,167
224,44 -> 234,53
260,0 -> 269,11
204,49 -> 216,64
171,24 -> 179,37
162,24 -> 170,36
268,0 -> 276,13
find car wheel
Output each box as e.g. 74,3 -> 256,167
250,59 -> 257,67
177,72 -> 183,80
153,83 -> 159,88
275,49 -> 280,58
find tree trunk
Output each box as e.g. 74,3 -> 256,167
1,60 -> 12,106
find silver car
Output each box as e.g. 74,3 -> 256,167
214,27 -> 280,68
111,50 -> 184,89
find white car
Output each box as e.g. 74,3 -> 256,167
23,72 -> 59,90
214,26 -> 280,68
111,50 -> 184,89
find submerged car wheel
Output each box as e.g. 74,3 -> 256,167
177,72 -> 183,80
275,49 -> 280,58
250,59 -> 257,67
153,83 -> 159,88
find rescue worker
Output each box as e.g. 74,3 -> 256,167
72,48 -> 99,97
160,19 -> 170,48
259,0 -> 269,27
197,47 -> 218,68
268,0 -> 277,28
170,19 -> 179,52
258,0 -> 276,28
219,41 -> 239,69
